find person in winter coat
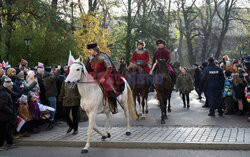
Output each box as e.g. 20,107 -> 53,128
18,95 -> 32,136
6,68 -> 16,83
43,66 -> 60,123
118,58 -> 127,76
28,94 -> 41,133
176,67 -> 194,108
200,57 -> 225,117
0,77 -> 17,150
58,82 -> 81,135
193,64 -> 202,100
232,64 -> 245,115
36,67 -> 47,105
13,69 -> 37,96
223,70 -> 235,115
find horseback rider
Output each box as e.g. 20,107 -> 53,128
131,40 -> 151,74
151,39 -> 176,81
86,42 -> 120,114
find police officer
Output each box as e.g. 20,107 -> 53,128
201,57 -> 225,116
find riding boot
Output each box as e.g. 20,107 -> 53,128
108,91 -> 118,114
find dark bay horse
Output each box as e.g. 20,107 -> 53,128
126,64 -> 151,119
153,59 -> 173,124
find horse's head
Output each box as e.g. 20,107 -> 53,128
65,56 -> 87,83
157,59 -> 170,76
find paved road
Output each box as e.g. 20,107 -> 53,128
1,146 -> 250,157
78,91 -> 249,128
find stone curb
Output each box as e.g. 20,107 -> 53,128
16,140 -> 250,150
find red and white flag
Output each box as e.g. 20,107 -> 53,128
2,60 -> 5,67
16,116 -> 26,132
67,51 -> 75,66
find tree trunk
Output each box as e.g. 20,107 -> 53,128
125,0 -> 132,62
201,36 -> 209,62
177,31 -> 184,64
186,33 -> 196,64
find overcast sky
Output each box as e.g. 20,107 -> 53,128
54,0 -> 249,16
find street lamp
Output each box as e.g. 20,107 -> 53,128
24,36 -> 31,61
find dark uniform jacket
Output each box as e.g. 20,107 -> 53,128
201,63 -> 225,91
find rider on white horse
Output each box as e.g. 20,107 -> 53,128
86,42 -> 123,114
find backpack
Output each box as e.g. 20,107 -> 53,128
224,76 -> 233,97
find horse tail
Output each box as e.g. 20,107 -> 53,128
121,77 -> 138,120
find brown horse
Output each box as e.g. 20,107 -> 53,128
153,59 -> 173,124
126,64 -> 151,119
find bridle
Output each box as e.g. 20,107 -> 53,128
72,62 -> 96,84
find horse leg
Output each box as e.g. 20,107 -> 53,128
121,95 -> 131,136
159,99 -> 166,124
141,94 -> 146,119
168,97 -> 171,112
81,112 -> 96,153
133,91 -> 140,117
145,96 -> 149,114
164,99 -> 168,119
137,93 -> 142,116
102,113 -> 111,139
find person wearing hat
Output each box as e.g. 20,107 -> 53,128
6,68 -> 16,82
200,57 -> 225,116
193,64 -> 202,100
0,77 -> 18,150
152,39 -> 176,80
86,42 -> 122,114
131,40 -> 151,73
118,58 -> 127,76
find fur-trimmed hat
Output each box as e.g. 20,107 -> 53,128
87,42 -> 97,49
3,77 -> 13,87
137,40 -> 145,47
156,39 -> 166,45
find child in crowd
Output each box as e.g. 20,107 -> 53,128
223,70 -> 235,115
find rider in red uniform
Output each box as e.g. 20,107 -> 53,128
86,42 -> 120,114
152,39 -> 176,79
131,40 -> 151,73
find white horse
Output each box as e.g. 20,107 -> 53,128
65,56 -> 138,153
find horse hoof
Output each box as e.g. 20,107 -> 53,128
102,133 -> 111,140
161,120 -> 166,124
141,116 -> 146,120
126,132 -> 131,136
101,136 -> 107,140
145,110 -> 149,114
168,109 -> 172,112
107,133 -> 111,138
81,149 -> 88,153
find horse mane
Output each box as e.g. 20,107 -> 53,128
157,60 -> 170,75
127,63 -> 146,74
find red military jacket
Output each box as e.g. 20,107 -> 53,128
152,47 -> 171,68
86,52 -> 124,96
152,47 -> 176,77
131,48 -> 151,73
